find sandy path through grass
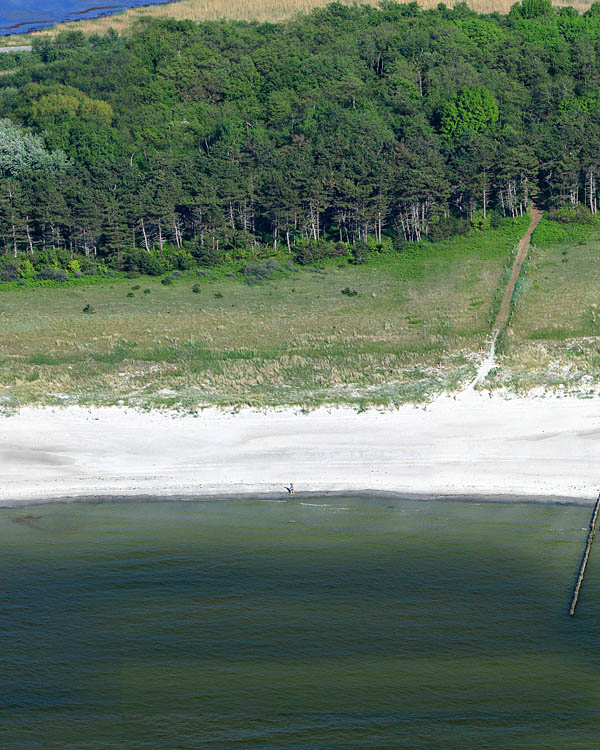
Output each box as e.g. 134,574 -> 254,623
470,206 -> 543,388
495,207 -> 543,335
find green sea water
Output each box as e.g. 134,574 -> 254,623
1,496 -> 600,749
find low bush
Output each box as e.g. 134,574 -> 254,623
1,263 -> 19,282
18,260 -> 36,279
294,240 -> 349,265
245,261 -> 272,280
550,205 -> 595,224
350,243 -> 369,265
428,214 -> 469,242
36,267 -> 69,282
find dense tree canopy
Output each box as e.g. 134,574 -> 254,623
1,1 -> 600,273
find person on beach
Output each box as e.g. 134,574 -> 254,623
286,483 -> 295,496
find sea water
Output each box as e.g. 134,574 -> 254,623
1,1 -> 171,34
1,496 -> 600,748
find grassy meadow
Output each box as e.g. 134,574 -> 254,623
487,218 -> 600,395
0,218 -> 527,410
0,0 -> 592,43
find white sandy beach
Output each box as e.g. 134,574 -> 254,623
1,390 -> 599,505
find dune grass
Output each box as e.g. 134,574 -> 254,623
0,219 -> 527,410
485,217 -> 600,395
0,0 -> 592,43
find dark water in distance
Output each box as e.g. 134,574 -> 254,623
2,496 -> 600,748
0,1 -> 171,34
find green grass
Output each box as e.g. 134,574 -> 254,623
485,216 -> 600,394
0,219 -> 527,409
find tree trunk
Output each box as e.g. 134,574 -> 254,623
141,218 -> 150,252
26,218 -> 33,255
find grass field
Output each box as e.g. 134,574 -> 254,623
486,217 -> 600,395
0,218 -> 527,410
0,0 -> 592,43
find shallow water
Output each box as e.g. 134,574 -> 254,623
1,496 -> 600,748
0,1 -> 170,33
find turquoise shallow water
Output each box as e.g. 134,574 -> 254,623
1,496 -> 600,748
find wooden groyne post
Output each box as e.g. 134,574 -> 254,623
569,493 -> 600,616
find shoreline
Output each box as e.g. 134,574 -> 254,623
2,390 -> 600,507
0,1 -> 175,37
1,490 -> 592,511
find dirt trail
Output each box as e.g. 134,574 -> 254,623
469,205 -> 543,389
494,205 -> 543,335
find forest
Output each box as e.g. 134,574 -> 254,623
0,0 -> 600,280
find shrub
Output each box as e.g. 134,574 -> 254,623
194,239 -> 224,266
79,257 -> 99,275
167,248 -> 194,270
490,211 -> 502,228
36,247 -> 71,270
515,0 -> 553,18
161,277 -> 172,285
550,205 -> 594,225
131,285 -> 140,290
127,291 -> 134,297
341,287 -> 358,297
214,291 -> 224,298
82,303 -> 95,314
393,235 -> 408,252
294,239 -> 349,265
122,247 -> 170,276
1,263 -> 19,282
192,284 -> 200,293
36,267 -> 69,282
350,243 -> 369,265
143,289 -> 151,294
428,214 -> 469,242
18,259 -> 36,279
245,261 -> 272,279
